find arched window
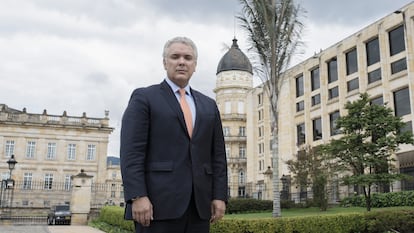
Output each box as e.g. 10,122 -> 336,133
238,170 -> 245,185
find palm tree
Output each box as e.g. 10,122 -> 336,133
237,0 -> 304,217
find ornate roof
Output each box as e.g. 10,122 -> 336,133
216,38 -> 252,75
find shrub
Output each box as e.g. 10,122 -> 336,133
340,190 -> 414,208
97,205 -> 414,233
226,198 -> 273,214
98,206 -> 134,232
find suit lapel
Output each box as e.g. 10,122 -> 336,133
160,81 -> 189,136
191,89 -> 201,138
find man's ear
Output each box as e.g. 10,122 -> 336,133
163,59 -> 167,70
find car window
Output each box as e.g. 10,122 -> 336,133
55,205 -> 70,211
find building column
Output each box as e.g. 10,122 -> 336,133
70,169 -> 93,225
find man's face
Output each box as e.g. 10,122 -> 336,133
163,42 -> 197,88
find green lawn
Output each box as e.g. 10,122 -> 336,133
224,206 -> 414,219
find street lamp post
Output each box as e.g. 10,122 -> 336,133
0,154 -> 18,219
7,154 -> 17,179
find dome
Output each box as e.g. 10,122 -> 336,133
216,38 -> 253,75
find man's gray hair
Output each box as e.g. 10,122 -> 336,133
163,36 -> 198,60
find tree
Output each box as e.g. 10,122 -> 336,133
237,0 -> 304,217
323,93 -> 414,211
286,145 -> 332,211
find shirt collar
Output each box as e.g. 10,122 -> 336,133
165,78 -> 191,96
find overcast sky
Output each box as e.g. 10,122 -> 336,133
1,0 -> 412,157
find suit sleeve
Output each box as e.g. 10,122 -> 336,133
211,104 -> 228,202
120,89 -> 149,202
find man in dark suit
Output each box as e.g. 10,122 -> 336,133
120,36 -> 228,233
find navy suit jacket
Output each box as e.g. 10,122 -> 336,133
120,80 -> 228,221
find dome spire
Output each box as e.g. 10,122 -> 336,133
216,38 -> 252,75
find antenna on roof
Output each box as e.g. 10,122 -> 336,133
233,12 -> 236,39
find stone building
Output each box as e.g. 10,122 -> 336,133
216,2 -> 414,201
215,38 -> 252,198
105,157 -> 124,206
277,2 -> 414,201
0,104 -> 113,208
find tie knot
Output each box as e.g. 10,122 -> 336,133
179,89 -> 186,97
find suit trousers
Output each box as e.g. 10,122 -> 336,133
134,194 -> 210,233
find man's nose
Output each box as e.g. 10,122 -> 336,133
178,57 -> 186,64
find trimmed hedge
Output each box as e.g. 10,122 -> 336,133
98,206 -> 414,233
210,214 -> 366,233
98,206 -> 134,232
226,198 -> 273,214
341,190 -> 414,208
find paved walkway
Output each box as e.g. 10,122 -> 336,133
49,225 -> 105,233
0,225 -> 106,233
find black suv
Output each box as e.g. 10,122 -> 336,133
47,205 -> 72,225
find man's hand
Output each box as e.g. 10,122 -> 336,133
132,196 -> 153,227
210,200 -> 226,223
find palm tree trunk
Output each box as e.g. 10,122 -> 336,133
272,126 -> 281,217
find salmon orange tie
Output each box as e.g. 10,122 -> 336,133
179,89 -> 193,137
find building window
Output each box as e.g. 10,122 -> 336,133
25,141 -> 36,159
330,111 -> 340,136
400,121 -> 413,134
46,142 -> 57,160
297,123 -> 305,145
239,146 -> 246,158
258,93 -> 263,105
391,58 -> 407,74
311,94 -> 321,106
296,74 -> 304,97
389,25 -> 405,56
368,68 -> 381,84
258,126 -> 264,137
346,48 -> 358,75
238,187 -> 246,198
311,67 -> 320,91
239,170 -> 245,185
5,140 -> 15,158
328,58 -> 338,83
64,175 -> 71,191
225,145 -> 230,157
347,78 -> 359,92
394,87 -> 411,117
87,144 -> 96,161
259,160 -> 264,171
258,143 -> 264,154
67,143 -> 76,160
239,127 -> 246,136
312,117 -> 322,141
370,96 -> 384,106
296,101 -> 304,112
328,86 -> 339,99
366,37 -> 380,66
223,127 -> 230,136
44,173 -> 53,190
258,109 -> 263,121
23,173 -> 33,190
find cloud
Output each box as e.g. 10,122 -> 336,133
0,0 -> 412,156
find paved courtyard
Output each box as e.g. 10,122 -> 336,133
0,225 -> 105,233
